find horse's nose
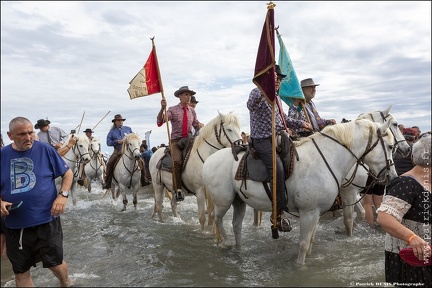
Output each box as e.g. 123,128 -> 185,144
134,155 -> 141,160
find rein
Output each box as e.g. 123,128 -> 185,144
311,126 -> 392,206
365,111 -> 404,154
197,120 -> 237,163
121,141 -> 140,189
62,141 -> 90,177
88,143 -> 104,172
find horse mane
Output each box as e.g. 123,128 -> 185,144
192,111 -> 240,150
121,133 -> 140,154
295,119 -> 376,149
60,133 -> 90,148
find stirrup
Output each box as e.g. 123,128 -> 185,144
270,215 -> 293,232
175,190 -> 185,202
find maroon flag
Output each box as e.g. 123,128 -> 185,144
252,4 -> 276,104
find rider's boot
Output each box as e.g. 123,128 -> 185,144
270,210 -> 292,232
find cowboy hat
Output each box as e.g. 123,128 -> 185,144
83,128 -> 93,133
34,119 -> 51,129
275,65 -> 287,79
190,96 -> 199,104
301,78 -> 320,88
174,86 -> 196,97
111,114 -> 126,123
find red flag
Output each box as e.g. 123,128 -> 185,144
252,4 -> 276,104
127,47 -> 161,99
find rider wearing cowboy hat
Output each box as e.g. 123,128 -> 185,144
156,86 -> 204,201
34,119 -> 68,150
103,114 -> 133,190
83,128 -> 93,140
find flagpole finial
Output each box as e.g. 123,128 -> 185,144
267,2 -> 276,9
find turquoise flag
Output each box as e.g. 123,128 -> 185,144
277,33 -> 305,110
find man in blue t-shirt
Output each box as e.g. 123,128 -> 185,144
0,116 -> 73,287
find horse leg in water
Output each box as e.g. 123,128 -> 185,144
133,187 -> 138,209
122,189 -> 128,212
205,188 -> 214,226
150,179 -> 165,221
87,177 -> 92,193
253,209 -> 262,227
354,201 -> 365,222
340,186 -> 360,236
196,187 -> 207,231
307,222 -> 319,256
170,194 -> 179,218
110,184 -> 121,204
71,180 -> 78,206
297,210 -> 321,264
232,197 -> 247,249
212,198 -> 236,248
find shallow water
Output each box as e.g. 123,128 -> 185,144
1,183 -> 388,287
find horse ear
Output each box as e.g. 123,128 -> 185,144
378,119 -> 392,135
383,104 -> 392,116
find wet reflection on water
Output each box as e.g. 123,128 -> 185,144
2,184 -> 386,287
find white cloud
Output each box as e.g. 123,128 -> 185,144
1,1 -> 430,153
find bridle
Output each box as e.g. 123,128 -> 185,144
88,142 -> 104,172
119,137 -> 141,189
197,119 -> 241,163
62,140 -> 90,178
360,111 -> 406,154
312,125 -> 394,198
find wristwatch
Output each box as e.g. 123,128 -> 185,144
59,191 -> 69,198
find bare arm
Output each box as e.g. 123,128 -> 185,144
57,135 -> 77,157
377,211 -> 430,260
51,169 -> 73,216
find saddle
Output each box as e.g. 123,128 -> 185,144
156,135 -> 194,173
233,133 -> 344,212
234,131 -> 297,182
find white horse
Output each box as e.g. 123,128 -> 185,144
56,134 -> 91,205
339,105 -> 411,235
111,133 -> 142,211
251,105 -> 410,231
149,111 -> 242,230
84,137 -> 106,193
203,119 -> 398,265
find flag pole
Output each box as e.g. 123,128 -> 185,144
301,103 -> 313,132
269,2 -> 278,239
92,111 -> 111,131
151,37 -> 178,192
271,100 -> 278,239
77,111 -> 85,134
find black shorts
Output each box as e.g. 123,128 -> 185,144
360,176 -> 385,196
4,217 -> 64,274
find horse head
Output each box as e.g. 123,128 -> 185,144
358,105 -> 411,157
353,119 -> 398,184
121,133 -> 141,160
193,111 -> 242,150
70,134 -> 91,164
89,137 -> 101,158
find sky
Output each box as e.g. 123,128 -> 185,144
1,1 -> 431,154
